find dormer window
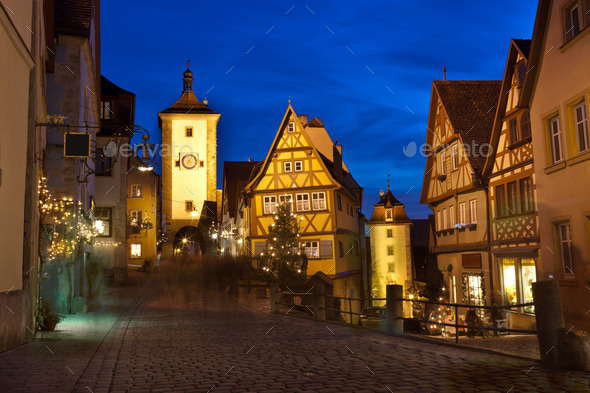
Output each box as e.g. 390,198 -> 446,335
287,122 -> 295,133
386,209 -> 393,222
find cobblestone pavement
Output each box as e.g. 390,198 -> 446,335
426,334 -> 540,360
1,276 -> 589,393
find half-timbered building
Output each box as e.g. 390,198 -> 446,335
484,39 -> 538,329
420,80 -> 501,313
243,104 -> 365,301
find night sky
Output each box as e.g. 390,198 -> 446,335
101,0 -> 538,219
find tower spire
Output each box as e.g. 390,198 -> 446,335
387,174 -> 391,190
183,60 -> 194,92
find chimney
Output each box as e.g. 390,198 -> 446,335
443,66 -> 447,81
297,114 -> 308,126
333,143 -> 343,182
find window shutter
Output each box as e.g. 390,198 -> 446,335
254,241 -> 267,256
319,240 -> 333,259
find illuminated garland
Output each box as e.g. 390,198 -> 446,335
38,177 -> 98,260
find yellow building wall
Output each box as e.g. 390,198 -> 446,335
0,10 -> 33,291
126,173 -> 158,266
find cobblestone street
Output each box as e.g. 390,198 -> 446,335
1,274 -> 589,393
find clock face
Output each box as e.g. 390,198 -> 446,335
181,154 -> 197,169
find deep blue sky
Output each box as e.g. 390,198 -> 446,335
101,0 -> 538,219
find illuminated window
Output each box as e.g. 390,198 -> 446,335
130,244 -> 141,258
263,195 -> 277,214
304,241 -> 319,258
311,192 -> 326,210
130,184 -> 142,197
500,258 -> 536,314
94,207 -> 112,237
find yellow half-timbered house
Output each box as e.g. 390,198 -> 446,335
243,104 -> 364,299
484,39 -> 539,329
420,80 -> 501,313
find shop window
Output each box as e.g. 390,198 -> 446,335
94,207 -> 112,237
500,257 -> 536,314
130,243 -> 141,258
462,273 -> 485,317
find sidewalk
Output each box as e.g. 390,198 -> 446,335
0,271 -> 150,393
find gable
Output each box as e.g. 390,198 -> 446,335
246,105 -> 340,193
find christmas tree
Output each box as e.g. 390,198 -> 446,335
260,200 -> 307,284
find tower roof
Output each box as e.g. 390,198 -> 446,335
368,185 -> 410,224
160,63 -> 218,115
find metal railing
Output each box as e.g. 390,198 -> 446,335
403,298 -> 537,344
271,288 -> 537,343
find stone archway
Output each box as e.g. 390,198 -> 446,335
173,226 -> 204,256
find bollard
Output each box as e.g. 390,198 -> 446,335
270,283 -> 279,313
386,284 -> 403,335
312,283 -> 326,321
532,280 -> 564,367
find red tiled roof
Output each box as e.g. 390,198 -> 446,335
55,0 -> 92,37
433,80 -> 501,172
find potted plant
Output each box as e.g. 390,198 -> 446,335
38,301 -> 64,331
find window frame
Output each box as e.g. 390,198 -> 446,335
549,115 -> 564,164
449,205 -> 455,228
284,161 -> 292,173
130,243 -> 142,258
387,245 -> 394,256
94,207 -> 112,237
451,143 -> 459,171
459,202 -> 467,225
507,181 -> 519,215
311,192 -> 326,210
386,228 -> 393,238
439,149 -> 447,175
130,184 -> 143,198
520,177 -> 534,213
294,160 -> 303,172
185,126 -> 193,137
304,240 -> 319,259
287,121 -> 295,133
185,200 -> 194,212
295,193 -> 310,211
509,117 -> 519,145
565,2 -> 582,42
557,221 -> 575,276
469,199 -> 478,224
521,111 -> 531,139
442,208 -> 448,230
263,195 -> 277,215
100,100 -> 112,120
574,101 -> 589,153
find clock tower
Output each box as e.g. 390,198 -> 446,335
158,62 -> 220,257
